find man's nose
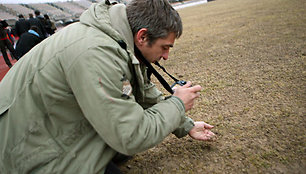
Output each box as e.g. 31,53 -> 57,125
162,51 -> 169,60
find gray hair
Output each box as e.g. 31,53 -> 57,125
126,0 -> 183,45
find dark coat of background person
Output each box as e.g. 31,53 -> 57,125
15,29 -> 43,59
44,14 -> 55,35
14,15 -> 30,37
28,13 -> 47,39
35,10 -> 48,37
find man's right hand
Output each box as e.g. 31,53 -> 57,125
173,81 -> 202,111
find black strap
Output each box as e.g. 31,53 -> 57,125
134,45 -> 174,94
154,61 -> 179,82
105,0 -> 111,5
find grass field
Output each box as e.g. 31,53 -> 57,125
119,0 -> 306,173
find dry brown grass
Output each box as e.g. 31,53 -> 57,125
119,0 -> 306,173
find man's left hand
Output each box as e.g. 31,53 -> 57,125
188,121 -> 215,141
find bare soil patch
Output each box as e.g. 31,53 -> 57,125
119,0 -> 306,173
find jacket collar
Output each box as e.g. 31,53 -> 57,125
80,1 -> 139,64
109,4 -> 134,54
109,4 -> 140,65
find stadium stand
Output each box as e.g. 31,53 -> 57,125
0,4 -> 18,21
53,2 -> 86,18
0,10 -> 17,21
27,3 -> 72,21
0,1 -> 132,22
2,4 -> 33,18
74,1 -> 92,9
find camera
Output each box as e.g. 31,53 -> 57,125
171,80 -> 187,88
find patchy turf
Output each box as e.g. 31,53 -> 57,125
119,0 -> 306,173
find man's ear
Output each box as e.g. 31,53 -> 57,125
135,28 -> 148,46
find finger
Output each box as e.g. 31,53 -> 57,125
189,85 -> 202,93
208,131 -> 215,136
204,132 -> 215,141
182,81 -> 192,88
205,134 -> 214,141
203,123 -> 214,129
195,91 -> 201,98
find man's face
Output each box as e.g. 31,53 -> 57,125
138,32 -> 176,63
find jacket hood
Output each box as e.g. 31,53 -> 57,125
79,0 -> 135,53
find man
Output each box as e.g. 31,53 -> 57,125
34,10 -> 48,38
14,14 -> 30,37
0,20 -> 17,68
15,26 -> 43,59
28,12 -> 46,39
0,0 -> 214,174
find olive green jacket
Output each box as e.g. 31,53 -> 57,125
0,1 -> 194,173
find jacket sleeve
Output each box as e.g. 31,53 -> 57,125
66,45 -> 187,155
172,116 -> 195,138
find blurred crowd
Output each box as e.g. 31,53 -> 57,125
0,10 -> 57,68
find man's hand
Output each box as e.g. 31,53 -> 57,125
189,121 -> 215,141
173,81 -> 201,111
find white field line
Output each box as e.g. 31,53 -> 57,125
173,0 -> 208,10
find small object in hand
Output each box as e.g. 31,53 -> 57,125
171,80 -> 187,88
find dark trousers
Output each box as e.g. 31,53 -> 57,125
105,153 -> 132,174
0,39 -> 17,67
105,161 -> 123,174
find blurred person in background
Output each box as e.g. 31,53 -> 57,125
34,10 -> 48,38
6,25 -> 15,47
15,26 -> 43,59
14,14 -> 30,37
0,0 -> 214,174
44,14 -> 56,36
28,12 -> 47,39
0,20 -> 17,68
